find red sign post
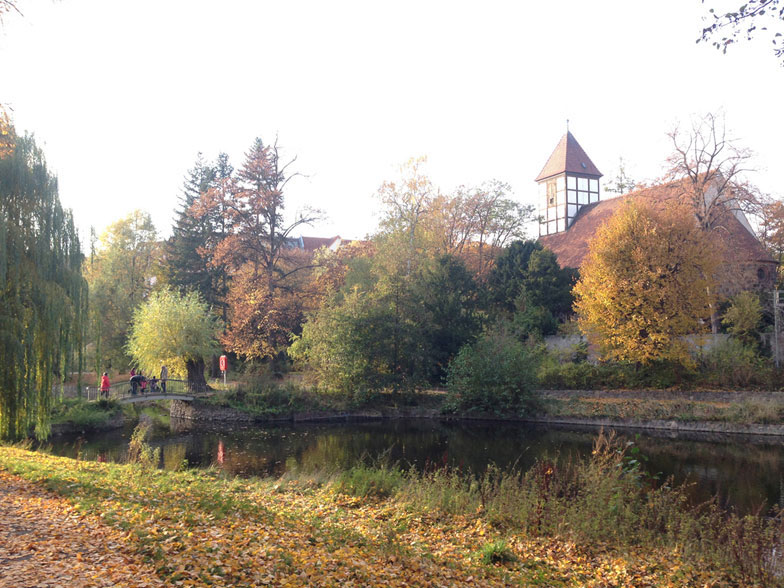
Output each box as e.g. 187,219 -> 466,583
219,355 -> 227,386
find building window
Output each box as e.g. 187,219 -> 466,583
758,267 -> 766,282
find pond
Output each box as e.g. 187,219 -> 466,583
47,416 -> 784,515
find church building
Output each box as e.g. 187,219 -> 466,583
535,131 -> 777,295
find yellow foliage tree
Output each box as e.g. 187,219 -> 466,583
573,201 -> 719,365
127,289 -> 222,388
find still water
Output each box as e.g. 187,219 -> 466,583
47,417 -> 784,515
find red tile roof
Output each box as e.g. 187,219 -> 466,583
535,131 -> 603,182
539,180 -> 775,273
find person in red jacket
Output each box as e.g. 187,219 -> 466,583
100,372 -> 111,399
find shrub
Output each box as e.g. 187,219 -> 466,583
445,330 -> 541,414
722,292 -> 763,349
699,338 -> 771,388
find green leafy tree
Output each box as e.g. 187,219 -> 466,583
167,154 -> 221,303
722,291 -> 763,348
86,210 -> 160,373
127,289 -> 222,389
487,240 -> 543,311
416,255 -> 481,381
445,329 -> 541,414
0,132 -> 87,439
488,240 -> 575,323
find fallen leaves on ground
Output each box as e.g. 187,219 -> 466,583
0,447 -> 740,587
0,470 -> 164,588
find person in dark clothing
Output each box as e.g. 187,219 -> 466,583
130,373 -> 145,396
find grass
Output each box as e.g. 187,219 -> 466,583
50,398 -> 124,430
2,431 -> 782,585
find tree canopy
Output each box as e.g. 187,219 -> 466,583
0,132 -> 86,439
85,210 -> 161,373
126,289 -> 222,388
574,201 -> 718,365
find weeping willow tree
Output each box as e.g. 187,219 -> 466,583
0,131 -> 87,440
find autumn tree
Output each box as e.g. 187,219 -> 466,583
429,180 -> 532,280
698,0 -> 784,64
195,137 -> 321,360
127,289 -> 222,390
85,211 -> 161,372
574,201 -> 719,365
0,133 -> 87,439
376,158 -> 532,281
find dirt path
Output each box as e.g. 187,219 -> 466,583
0,471 -> 163,588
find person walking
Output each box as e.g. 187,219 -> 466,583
160,364 -> 168,393
100,372 -> 111,399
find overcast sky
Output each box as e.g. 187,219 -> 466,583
1,0 -> 782,243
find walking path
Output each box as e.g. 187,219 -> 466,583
0,471 -> 164,588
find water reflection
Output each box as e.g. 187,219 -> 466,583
46,418 -> 784,515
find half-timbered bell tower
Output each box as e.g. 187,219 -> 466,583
535,131 -> 602,237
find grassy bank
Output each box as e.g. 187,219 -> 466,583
1,433 -> 782,586
50,398 -> 126,431
540,394 -> 784,425
205,379 -> 445,418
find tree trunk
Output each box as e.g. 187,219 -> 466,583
185,358 -> 208,392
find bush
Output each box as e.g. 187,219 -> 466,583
210,377 -> 317,416
699,338 -> 772,388
445,330 -> 541,414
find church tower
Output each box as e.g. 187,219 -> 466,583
535,131 -> 602,237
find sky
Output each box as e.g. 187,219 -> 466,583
1,0 -> 783,244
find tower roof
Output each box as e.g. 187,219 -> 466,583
535,131 -> 602,182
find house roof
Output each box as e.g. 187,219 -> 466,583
301,236 -> 340,252
535,131 -> 603,182
539,180 -> 776,270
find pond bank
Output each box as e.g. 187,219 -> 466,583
168,391 -> 784,438
48,387 -> 784,438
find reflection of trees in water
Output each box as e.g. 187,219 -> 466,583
44,420 -> 784,514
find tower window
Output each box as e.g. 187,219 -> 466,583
547,181 -> 556,206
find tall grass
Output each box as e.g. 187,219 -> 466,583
332,431 -> 784,585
